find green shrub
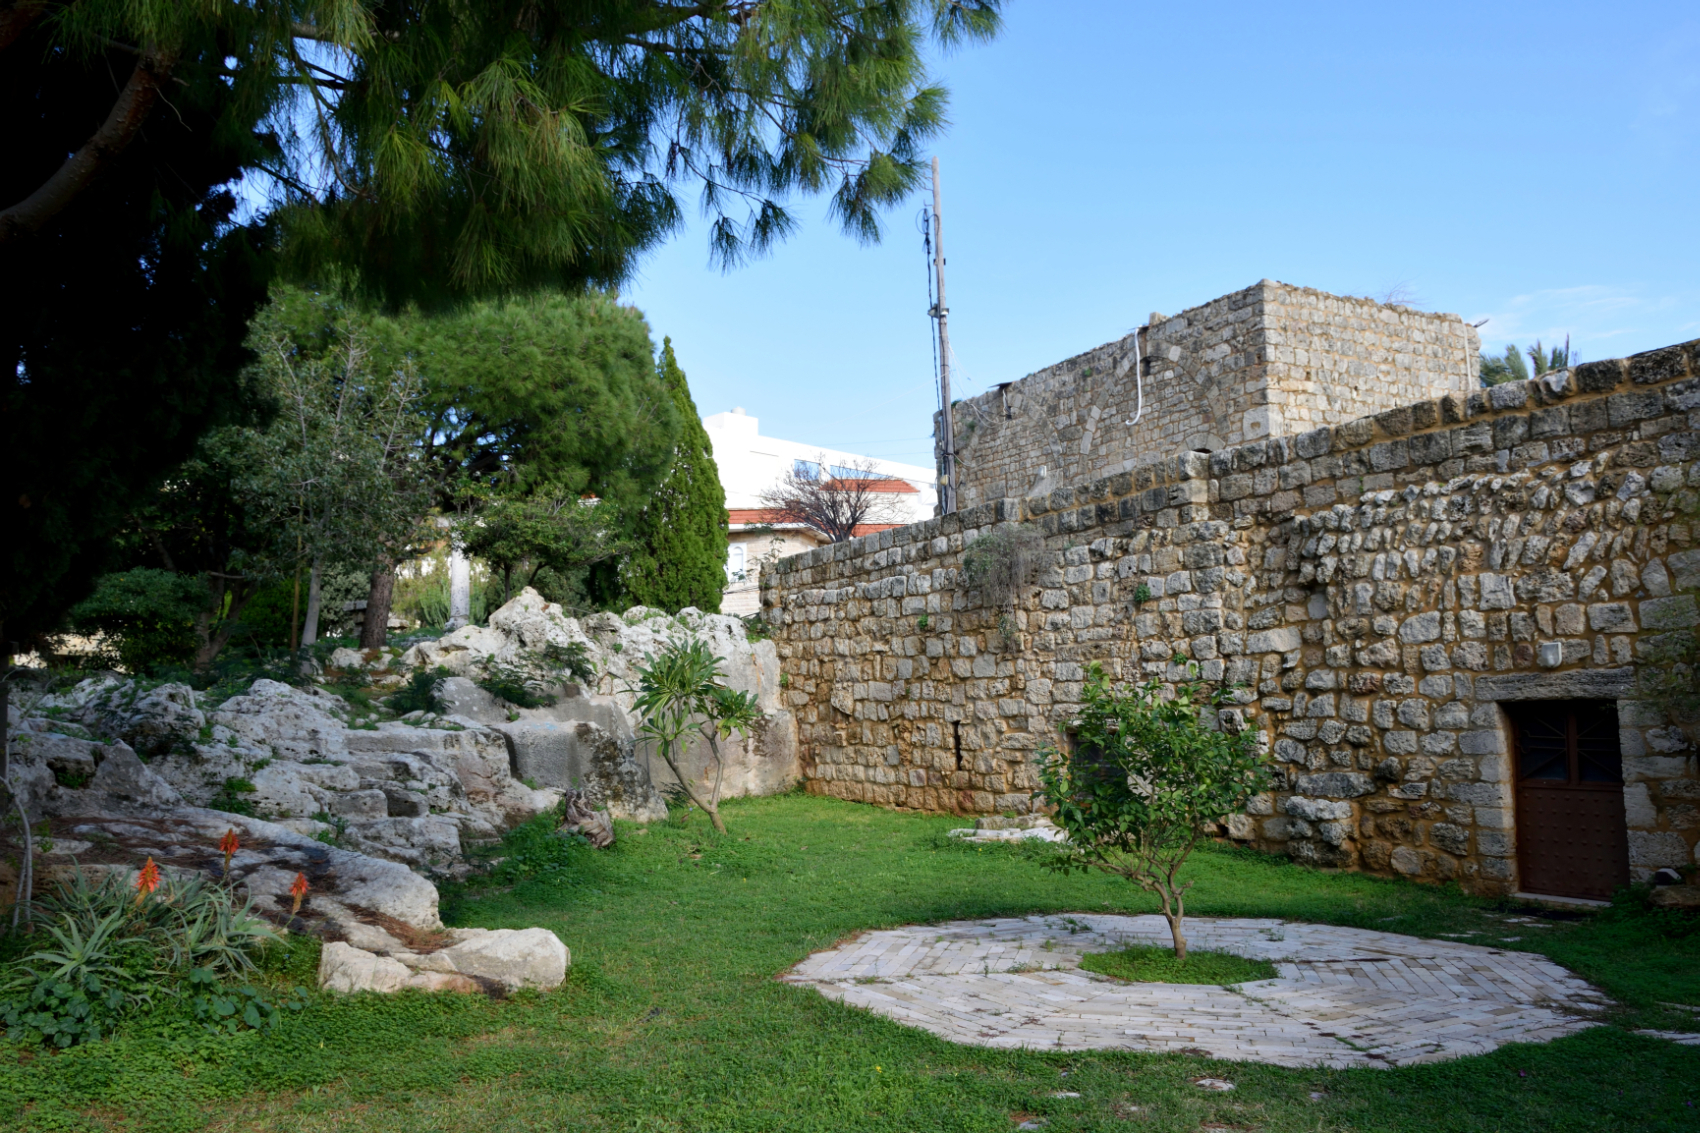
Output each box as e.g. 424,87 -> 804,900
477,661 -> 557,709
208,776 -> 259,816
543,640 -> 598,684
390,665 -> 452,714
1036,660 -> 1268,959
65,569 -> 205,673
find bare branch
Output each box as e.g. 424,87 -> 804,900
756,453 -> 910,543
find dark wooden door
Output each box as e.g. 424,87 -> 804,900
1509,700 -> 1630,901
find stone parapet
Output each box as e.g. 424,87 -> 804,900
942,281 -> 1478,510
769,340 -> 1700,895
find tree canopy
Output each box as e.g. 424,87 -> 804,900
622,340 -> 729,613
4,1 -> 1004,305
1,0 -> 1002,651
382,291 -> 679,515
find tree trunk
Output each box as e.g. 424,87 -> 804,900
1166,913 -> 1187,961
192,577 -> 258,671
656,739 -> 726,834
301,561 -> 322,646
1,646 -> 33,929
360,563 -> 395,650
0,644 -> 9,785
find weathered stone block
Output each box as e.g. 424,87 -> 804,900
1293,771 -> 1375,798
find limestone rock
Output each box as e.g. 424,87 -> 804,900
440,927 -> 569,991
86,742 -> 184,811
399,590 -> 799,809
1650,885 -> 1700,909
319,941 -> 414,993
211,680 -> 351,760
327,647 -> 368,670
317,927 -> 568,995
107,683 -> 206,757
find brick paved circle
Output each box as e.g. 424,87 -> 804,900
783,914 -> 1608,1067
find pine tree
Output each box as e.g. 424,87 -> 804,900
622,340 -> 729,614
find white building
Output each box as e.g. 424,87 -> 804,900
702,408 -> 937,615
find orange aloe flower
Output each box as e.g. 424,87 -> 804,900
290,871 -> 310,915
134,857 -> 161,904
218,828 -> 240,878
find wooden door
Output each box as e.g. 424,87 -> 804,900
1508,700 -> 1630,901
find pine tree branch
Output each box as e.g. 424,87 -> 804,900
0,44 -> 178,244
0,0 -> 47,55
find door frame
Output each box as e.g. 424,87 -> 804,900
1504,699 -> 1630,900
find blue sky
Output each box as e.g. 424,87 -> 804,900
622,0 -> 1700,468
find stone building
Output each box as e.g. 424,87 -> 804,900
764,282 -> 1700,902
943,280 -> 1479,509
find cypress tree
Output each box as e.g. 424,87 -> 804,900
622,340 -> 729,613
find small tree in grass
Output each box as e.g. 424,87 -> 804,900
1035,660 -> 1268,959
631,638 -> 761,835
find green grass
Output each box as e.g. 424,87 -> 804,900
2,793 -> 1698,1132
1079,944 -> 1276,986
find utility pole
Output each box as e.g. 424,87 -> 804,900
930,156 -> 957,515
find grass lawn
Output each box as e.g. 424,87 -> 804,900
1078,945 -> 1277,986
3,792 -> 1697,1132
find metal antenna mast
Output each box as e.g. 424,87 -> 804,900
930,156 -> 957,515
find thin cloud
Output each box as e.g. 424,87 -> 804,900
1473,285 -> 1697,359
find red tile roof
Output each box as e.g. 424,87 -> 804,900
829,478 -> 919,492
725,510 -> 905,540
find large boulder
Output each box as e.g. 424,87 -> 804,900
8,675 -> 559,877
210,680 -> 351,760
317,927 -> 568,994
439,927 -> 569,991
85,742 -> 185,812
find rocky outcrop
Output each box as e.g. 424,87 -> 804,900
11,676 -> 559,876
400,590 -> 800,806
431,677 -> 665,822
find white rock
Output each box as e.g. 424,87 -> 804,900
441,927 -> 569,990
211,680 -> 350,760
87,742 -> 184,811
319,941 -> 414,993
328,647 -> 368,670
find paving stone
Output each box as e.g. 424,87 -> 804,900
783,915 -> 1607,1068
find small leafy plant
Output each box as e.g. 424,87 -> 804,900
186,966 -> 307,1034
209,776 -> 259,816
631,637 -> 761,835
477,661 -> 558,709
543,640 -> 598,685
1035,660 -> 1267,959
390,665 -> 452,714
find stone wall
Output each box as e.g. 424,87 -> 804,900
768,339 -> 1700,895
944,281 -> 1480,511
